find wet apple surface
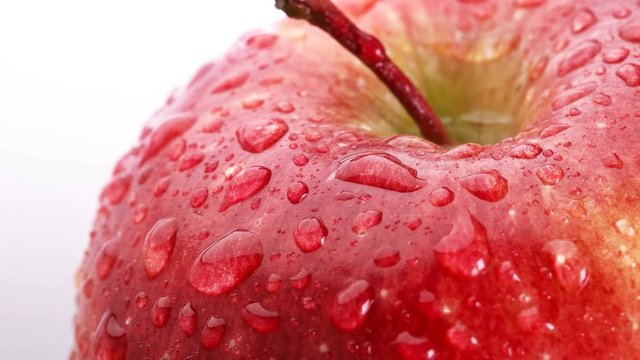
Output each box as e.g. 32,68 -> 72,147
74,0 -> 640,359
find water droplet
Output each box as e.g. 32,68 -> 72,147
275,100 -> 296,113
551,82 -> 597,110
179,151 -> 205,172
459,170 -> 508,202
242,302 -> 280,334
516,306 -> 544,333
330,280 -> 374,331
266,274 -> 282,292
201,317 -> 226,349
143,218 -> 177,279
135,292 -> 148,309
242,96 -> 265,110
592,93 -> 612,106
513,0 -> 545,8
154,177 -> 171,197
141,113 -> 197,164
385,135 -> 441,152
294,217 -> 327,253
237,119 -> 288,153
509,143 -> 543,159
168,139 -> 186,161
620,22 -> 640,43
613,7 -> 631,19
557,40 -> 601,77
82,278 -> 93,298
433,213 -> 491,278
393,332 -> 438,360
373,245 -> 400,268
190,187 -> 209,208
247,34 -> 278,49
602,152 -> 624,168
179,303 -> 198,337
335,153 -> 426,192
539,124 -> 571,138
287,181 -> 309,204
289,268 -> 311,290
542,239 -> 589,293
188,230 -> 263,296
151,296 -> 172,328
132,204 -> 148,224
603,47 -> 629,64
429,187 -> 455,207
211,72 -> 250,94
95,241 -> 118,280
616,63 -> 640,87
571,8 -> 597,33
446,323 -> 478,351
293,153 -> 309,166
219,166 -> 271,211
536,164 -> 564,185
94,313 -> 127,360
101,175 -> 132,206
443,143 -> 484,159
351,210 -> 382,235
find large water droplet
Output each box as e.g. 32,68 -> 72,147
571,8 -> 597,33
219,166 -> 271,211
236,119 -> 288,153
459,170 -> 508,202
373,245 -> 400,268
620,23 -> 640,43
602,152 -> 624,169
393,332 -> 438,360
151,296 -> 172,328
188,230 -> 263,296
603,47 -> 629,64
536,164 -> 564,185
551,82 -> 597,110
201,317 -> 226,349
289,268 -> 311,290
334,153 -> 426,192
211,72 -> 250,93
330,280 -> 374,331
178,303 -> 198,337
557,40 -> 601,77
542,239 -> 589,293
143,218 -> 177,279
509,143 -> 542,159
351,210 -> 383,235
94,312 -> 127,360
95,241 -> 118,280
433,213 -> 491,278
616,63 -> 640,87
287,181 -> 309,204
140,113 -> 197,164
242,302 -> 280,334
294,217 -> 327,253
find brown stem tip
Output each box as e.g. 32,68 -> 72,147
275,0 -> 451,145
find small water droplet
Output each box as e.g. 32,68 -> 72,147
211,72 -> 250,93
433,213 -> 491,278
443,143 -> 484,159
237,119 -> 288,153
101,175 -> 131,206
246,34 -> 278,49
542,239 -> 589,293
275,100 -> 296,113
190,187 -> 209,208
536,164 -> 564,185
330,280 -> 374,331
82,278 -> 93,298
179,303 -> 198,337
242,96 -> 265,110
509,143 -> 543,159
602,152 -> 624,168
571,8 -> 597,33
266,274 -> 282,292
179,151 -> 205,172
289,268 -> 311,290
132,204 -> 148,224
168,139 -> 186,161
539,124 -> 571,138
446,323 -> 478,351
143,218 -> 177,279
95,241 -> 118,280
219,166 -> 271,211
613,7 -> 631,19
141,113 -> 197,164
351,210 -> 382,235
287,181 -> 309,204
603,47 -> 629,64
592,93 -> 612,106
557,40 -> 601,77
188,230 -> 263,296
293,153 -> 309,166
242,302 -> 280,334
459,170 -> 508,202
429,187 -> 455,207
305,131 -> 323,142
620,22 -> 640,43
201,317 -> 226,349
384,135 -> 441,152
94,313 -> 127,360
135,292 -> 148,309
294,217 -> 327,253
335,153 -> 426,192
393,332 -> 438,360
551,82 -> 597,110
616,63 -> 640,87
154,177 -> 171,197
513,0 -> 545,8
373,245 -> 400,268
151,296 -> 172,328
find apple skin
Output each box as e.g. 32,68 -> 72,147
73,0 -> 640,359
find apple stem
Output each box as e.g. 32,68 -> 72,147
275,0 -> 451,145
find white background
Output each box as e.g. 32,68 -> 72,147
0,1 -> 282,358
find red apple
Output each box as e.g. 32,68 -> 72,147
73,0 -> 640,359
